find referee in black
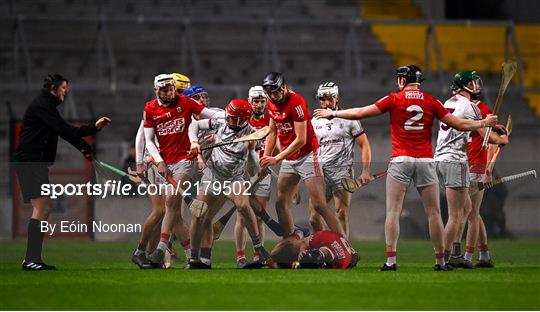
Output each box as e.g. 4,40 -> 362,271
14,74 -> 111,271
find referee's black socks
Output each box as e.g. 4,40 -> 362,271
25,218 -> 45,262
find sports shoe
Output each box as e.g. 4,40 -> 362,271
448,255 -> 472,269
147,248 -> 165,268
237,258 -> 249,269
22,260 -> 56,271
131,250 -> 153,269
434,263 -> 453,271
379,263 -> 397,271
462,259 -> 473,269
474,259 -> 494,268
243,260 -> 265,269
254,246 -> 271,262
184,259 -> 211,269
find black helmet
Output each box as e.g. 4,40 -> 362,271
262,72 -> 285,93
396,65 -> 425,86
298,249 -> 326,269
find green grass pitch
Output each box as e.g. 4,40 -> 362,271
1,239 -> 539,310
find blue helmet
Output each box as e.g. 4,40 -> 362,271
183,85 -> 207,98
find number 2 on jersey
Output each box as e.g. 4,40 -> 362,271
404,105 -> 424,130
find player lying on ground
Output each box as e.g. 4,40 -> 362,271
434,71 -> 508,269
310,82 -> 372,239
143,74 -> 225,268
266,230 -> 359,269
314,65 -> 498,271
131,73 -> 193,268
186,99 -> 271,269
260,72 -> 346,238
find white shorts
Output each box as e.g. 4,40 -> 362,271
200,167 -> 245,197
279,150 -> 323,181
469,172 -> 486,183
387,156 -> 437,187
323,165 -> 354,194
251,173 -> 271,198
168,159 -> 196,180
436,161 -> 470,188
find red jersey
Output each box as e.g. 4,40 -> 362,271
267,91 -> 319,160
143,94 -> 204,164
468,101 -> 492,174
375,89 -> 449,158
308,230 -> 354,269
249,112 -> 270,158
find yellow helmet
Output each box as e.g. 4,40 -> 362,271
172,73 -> 191,91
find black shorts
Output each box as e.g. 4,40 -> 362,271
14,162 -> 49,203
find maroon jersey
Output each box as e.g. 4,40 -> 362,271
249,112 -> 270,158
468,101 -> 492,174
308,230 -> 354,269
267,91 -> 319,160
375,90 -> 449,158
143,94 -> 204,164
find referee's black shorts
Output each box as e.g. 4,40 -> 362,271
14,162 -> 49,203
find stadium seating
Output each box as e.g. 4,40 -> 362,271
360,0 -> 423,19
515,25 -> 540,88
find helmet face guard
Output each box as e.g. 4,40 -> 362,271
184,85 -> 210,107
317,82 -> 339,109
172,72 -> 191,92
452,70 -> 482,100
154,74 -> 177,106
263,72 -> 287,104
248,85 -> 268,116
226,99 -> 253,130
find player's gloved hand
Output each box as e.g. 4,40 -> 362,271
483,114 -> 498,127
95,117 -> 112,129
313,108 -> 335,120
190,141 -> 201,156
359,171 -> 372,185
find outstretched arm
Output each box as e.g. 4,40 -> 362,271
441,113 -> 498,131
199,107 -> 225,119
314,104 -> 383,120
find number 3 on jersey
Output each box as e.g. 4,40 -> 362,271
440,108 -> 455,131
404,105 -> 424,130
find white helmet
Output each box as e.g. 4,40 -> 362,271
317,82 -> 339,98
154,74 -> 175,89
248,85 -> 267,103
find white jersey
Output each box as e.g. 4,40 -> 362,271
206,119 -> 253,181
311,116 -> 364,168
434,94 -> 482,162
193,108 -> 225,160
